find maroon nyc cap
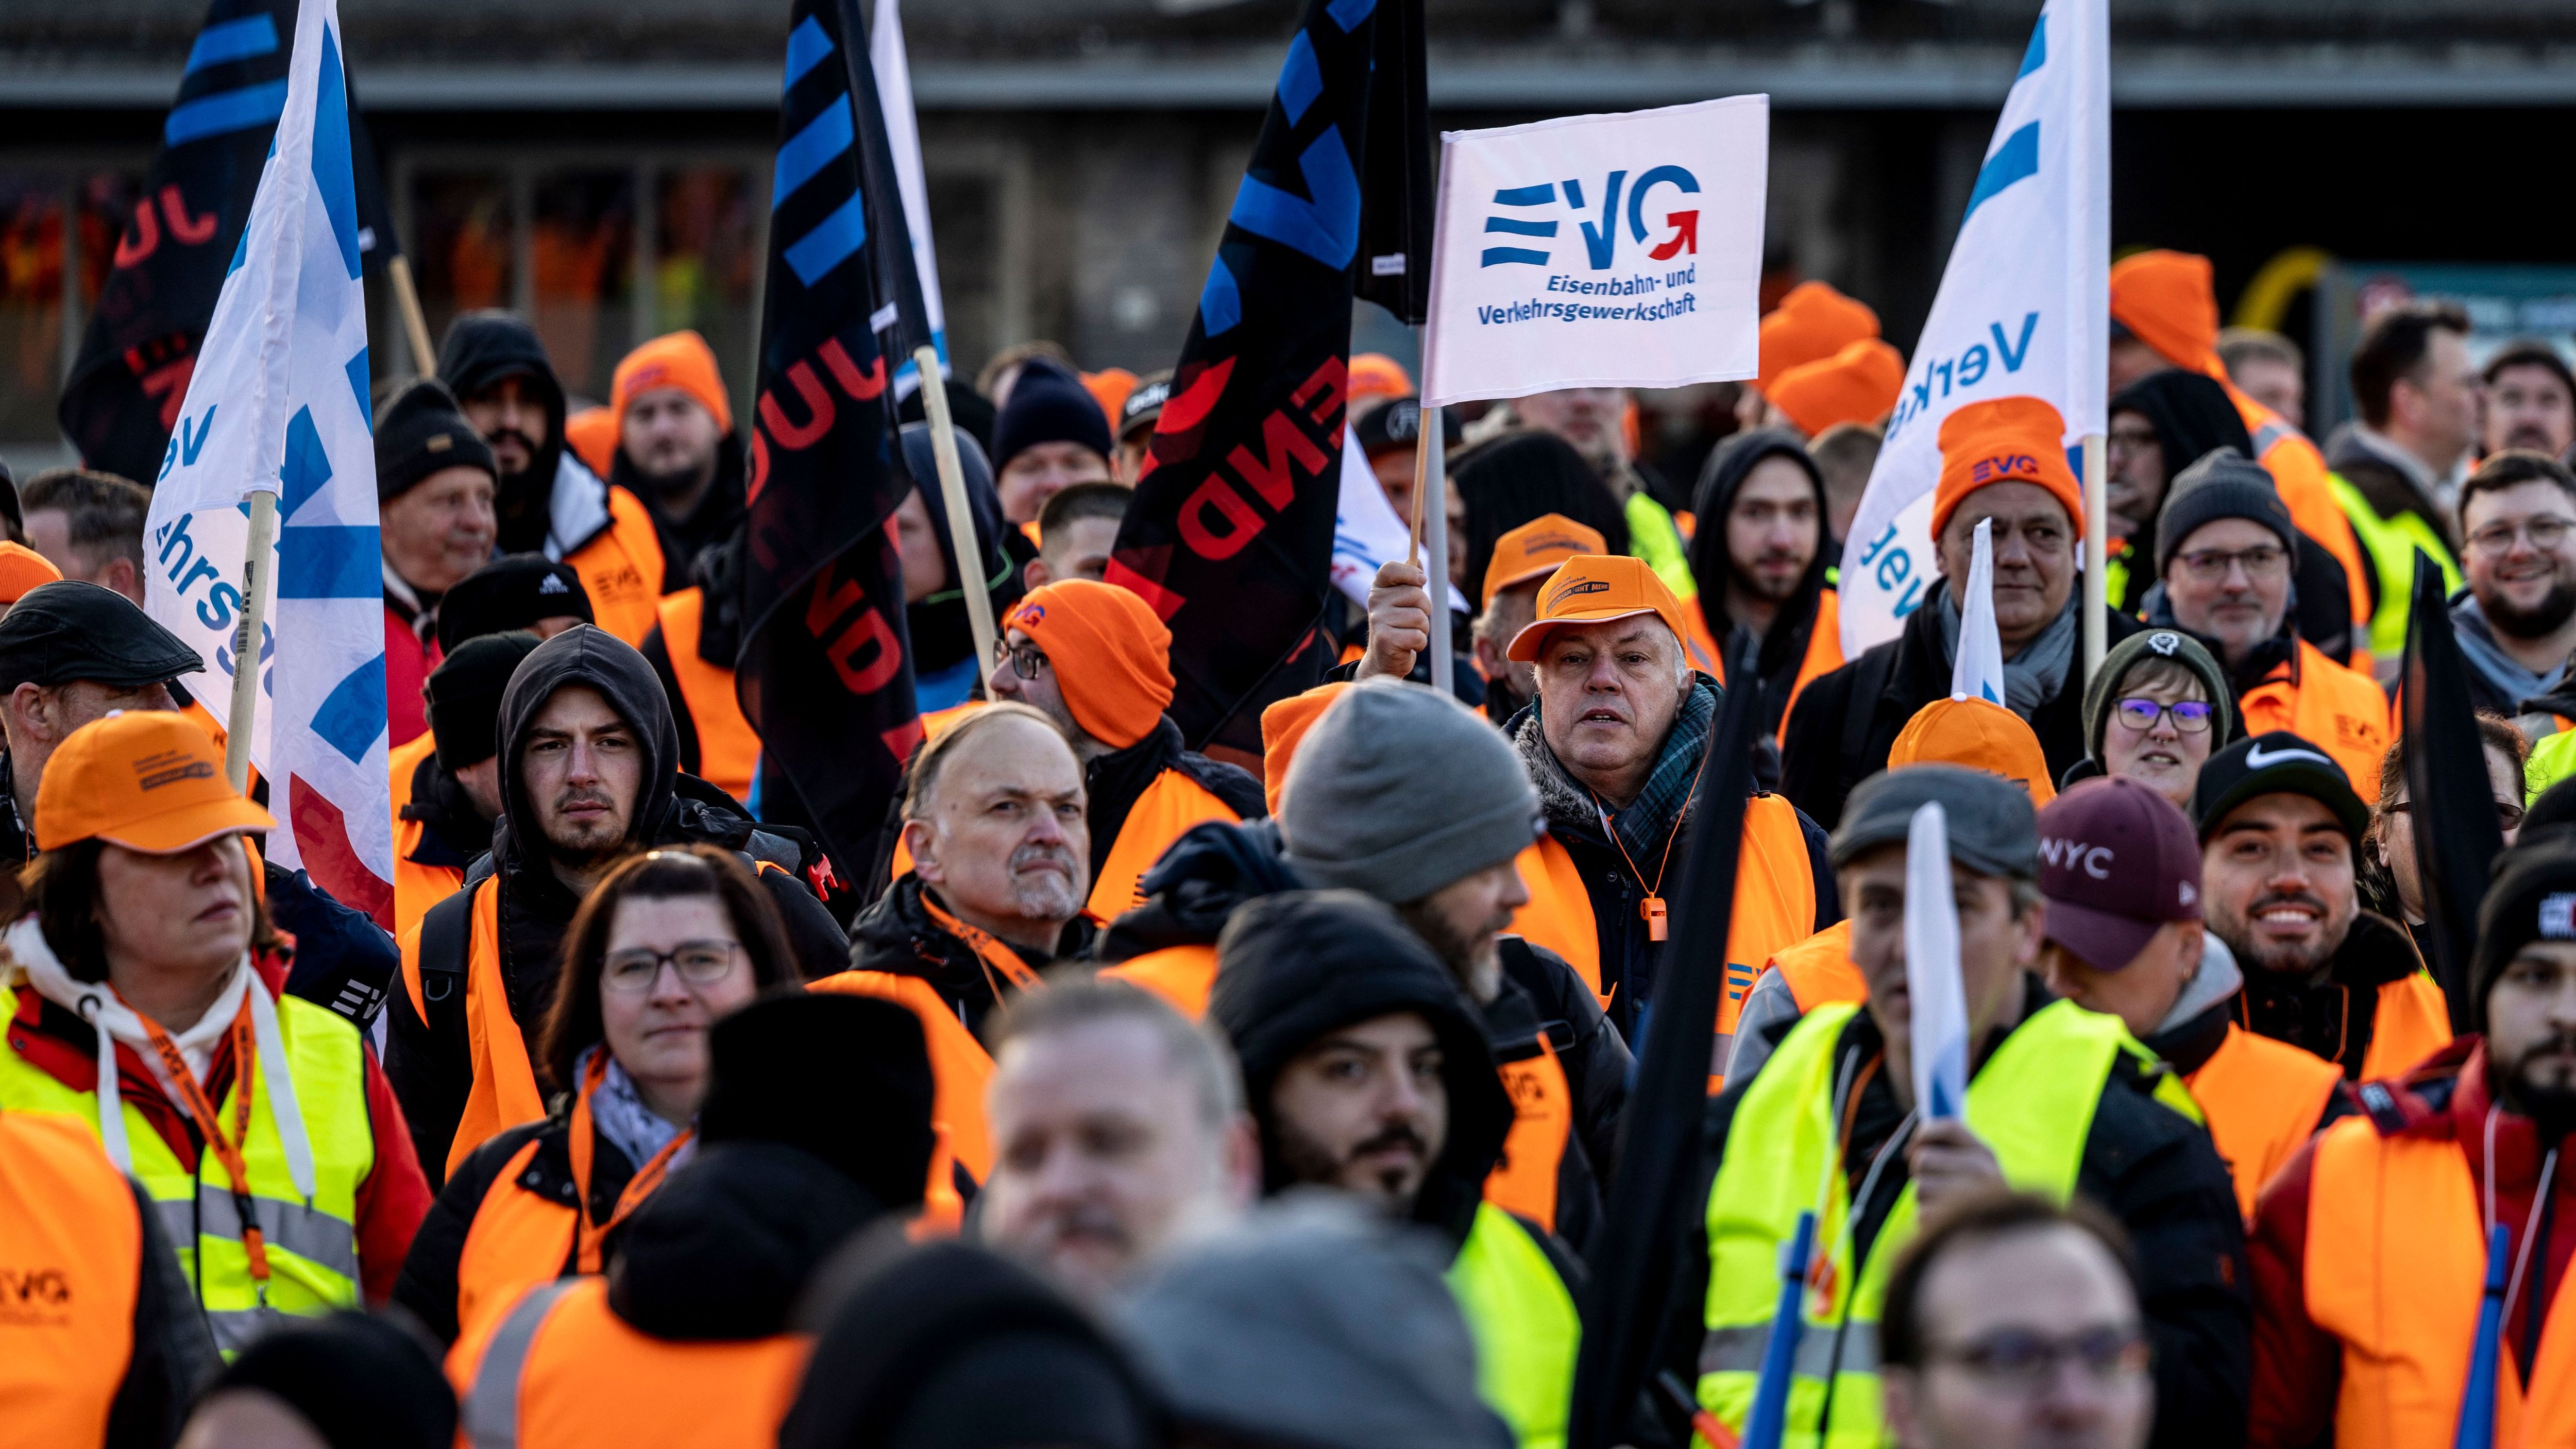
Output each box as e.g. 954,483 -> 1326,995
2035,776 -> 2203,972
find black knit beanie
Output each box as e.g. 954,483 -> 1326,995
992,357 -> 1112,473
374,379 -> 497,503
2472,836 -> 2576,1031
2154,447 -> 2296,576
425,630 -> 540,773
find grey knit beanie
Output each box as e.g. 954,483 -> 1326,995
1278,679 -> 1543,905
2154,447 -> 2296,576
2081,627 -> 2239,760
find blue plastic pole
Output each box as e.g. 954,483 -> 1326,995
2455,1223 -> 2510,1449
1742,1209 -> 1818,1449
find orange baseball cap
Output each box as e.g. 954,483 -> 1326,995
1505,554 -> 1691,663
2109,250 -> 2221,374
1349,353 -> 1414,406
0,542 -> 63,606
1887,696 -> 2057,806
1930,396 -> 2084,544
1767,338 -> 1906,436
35,709 -> 275,854
612,330 -> 734,434
1482,514 -> 1609,609
1757,281 -> 1880,391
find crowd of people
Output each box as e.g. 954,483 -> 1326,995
4,244 -> 2575,1449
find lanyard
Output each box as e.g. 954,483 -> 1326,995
566,1051 -> 695,1274
920,893 -> 1047,998
1591,758 -> 1704,944
137,998 -> 272,1288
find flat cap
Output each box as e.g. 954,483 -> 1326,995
0,581 -> 203,694
1830,763 -> 2038,876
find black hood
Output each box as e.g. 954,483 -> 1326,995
1207,891 -> 1511,1248
437,310 -> 570,553
2108,371 -> 2253,511
1689,429 -> 1831,698
1454,431 -> 1629,609
1095,818 -> 1300,963
898,421 -> 1023,677
492,623 -> 682,876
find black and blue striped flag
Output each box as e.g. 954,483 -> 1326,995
59,0 -> 395,486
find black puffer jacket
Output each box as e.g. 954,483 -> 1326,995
383,625 -> 849,1178
846,873 -> 1094,1038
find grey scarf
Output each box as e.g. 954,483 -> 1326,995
577,1044 -> 693,1175
2452,594 -> 2569,710
1938,583 -> 2079,718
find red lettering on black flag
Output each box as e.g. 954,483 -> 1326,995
732,0 -> 920,872
1106,0 -> 1424,759
61,0 -> 397,485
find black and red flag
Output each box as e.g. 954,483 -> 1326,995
732,0 -> 930,872
59,0 -> 397,485
1107,0 -> 1429,758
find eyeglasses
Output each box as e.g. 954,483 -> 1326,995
2385,798 -> 2527,831
2465,516 -> 2576,558
601,941 -> 743,994
2110,697 -> 2214,735
994,637 -> 1050,680
2173,544 -> 2288,583
1927,1325 -> 2150,1389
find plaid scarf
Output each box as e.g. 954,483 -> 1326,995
1518,677 -> 1718,867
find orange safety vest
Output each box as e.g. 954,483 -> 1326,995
565,487 -> 668,649
1086,769 -> 1245,922
2182,1022 -> 2344,1221
2237,638 -> 2393,795
1700,589 -> 1846,743
401,878 -> 548,1181
2212,373 -> 2375,647
451,1277 -> 809,1449
389,730 -> 462,943
1098,943 -> 1217,1020
655,589 -> 760,805
2362,974 -> 2454,1082
0,1113 -> 142,1446
1485,1038 -> 1573,1234
2303,1115 -> 2576,1449
807,968 -> 991,1231
1767,919 -> 1866,1013
1507,794 -> 1817,1021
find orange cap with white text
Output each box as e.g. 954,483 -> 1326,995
35,710 -> 276,854
1505,554 -> 1692,663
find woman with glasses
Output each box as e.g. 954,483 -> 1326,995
394,845 -> 798,1345
2362,715 -> 2529,965
2061,628 -> 2239,810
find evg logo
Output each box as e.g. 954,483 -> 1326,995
1481,166 -> 1702,270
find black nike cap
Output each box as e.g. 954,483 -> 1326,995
2191,730 -> 2369,843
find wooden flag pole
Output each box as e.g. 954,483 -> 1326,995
2082,432 -> 2107,677
387,255 -> 438,381
914,344 -> 998,673
223,489 -> 278,793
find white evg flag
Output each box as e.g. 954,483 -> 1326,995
1838,0 -> 2108,656
144,0 -> 394,929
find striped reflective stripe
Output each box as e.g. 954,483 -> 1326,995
465,1280 -> 577,1449
1699,1321 -> 1881,1378
2252,420 -> 2289,454
207,1306 -> 292,1355
158,1185 -> 359,1282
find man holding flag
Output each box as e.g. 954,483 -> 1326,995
1665,764 -> 2249,1449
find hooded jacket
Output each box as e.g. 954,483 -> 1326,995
382,625 -> 848,1178
1208,891 -> 1516,1252
1687,429 -> 1834,738
1782,578 -> 2147,829
897,422 -> 1024,707
437,313 -> 574,559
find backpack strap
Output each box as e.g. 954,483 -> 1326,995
418,882 -> 477,1006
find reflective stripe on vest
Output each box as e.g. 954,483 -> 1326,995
1696,1000 -> 2197,1448
1486,1041 -> 1572,1235
399,879 -> 547,1181
1511,794 -> 1817,1021
455,1136 -> 578,1345
2235,637 -> 2394,795
0,992 -> 373,1356
2304,1116 -> 2576,1449
657,589 -> 760,805
0,1113 -> 143,1445
808,969 -> 996,1185
2362,974 -> 2453,1082
2181,1022 -> 2343,1221
2329,472 -> 2460,661
1448,1202 -> 1581,1449
462,1276 -> 811,1449
1098,944 -> 1217,1021
562,486 -> 667,649
389,730 -> 462,943
1087,770 -> 1245,922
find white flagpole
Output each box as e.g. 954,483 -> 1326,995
2083,432 -> 2108,676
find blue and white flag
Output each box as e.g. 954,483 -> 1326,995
1838,0 -> 2108,656
1904,800 -> 1970,1121
1952,518 -> 2006,704
144,0 -> 392,929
